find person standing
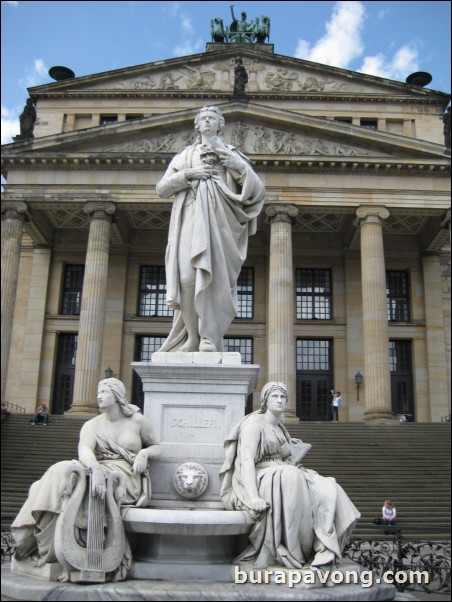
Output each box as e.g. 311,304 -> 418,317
332,391 -> 341,422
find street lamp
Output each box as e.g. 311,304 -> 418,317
104,366 -> 113,378
355,371 -> 363,401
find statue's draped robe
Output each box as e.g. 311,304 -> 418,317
156,144 -> 265,351
11,431 -> 151,573
220,412 -> 361,568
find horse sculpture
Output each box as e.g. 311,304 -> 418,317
254,15 -> 270,44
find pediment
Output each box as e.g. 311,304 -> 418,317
3,103 -> 447,163
29,47 -> 448,101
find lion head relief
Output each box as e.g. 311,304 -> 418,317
173,462 -> 209,499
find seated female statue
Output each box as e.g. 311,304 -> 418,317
220,382 -> 360,569
11,378 -> 160,580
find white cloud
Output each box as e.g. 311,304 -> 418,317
19,58 -> 49,89
295,1 -> 365,68
180,15 -> 193,35
169,3 -> 201,57
295,1 -> 422,83
359,43 -> 420,81
1,105 -> 19,144
2,59 -> 49,145
173,39 -> 203,57
2,1 -> 19,5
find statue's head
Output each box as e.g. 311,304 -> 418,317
194,106 -> 225,141
260,382 -> 288,412
98,377 -> 136,416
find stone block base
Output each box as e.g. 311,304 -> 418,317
1,563 -> 398,600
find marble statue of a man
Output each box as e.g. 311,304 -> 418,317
156,106 -> 265,352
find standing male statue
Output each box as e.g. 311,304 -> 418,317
229,5 -> 255,43
156,106 -> 265,353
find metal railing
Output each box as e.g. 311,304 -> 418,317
1,400 -> 27,414
344,527 -> 451,594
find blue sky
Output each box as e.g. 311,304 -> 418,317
1,1 -> 451,144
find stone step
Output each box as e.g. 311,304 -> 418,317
1,415 -> 450,541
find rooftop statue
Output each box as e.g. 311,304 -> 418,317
211,6 -> 270,44
233,57 -> 248,97
18,98 -> 37,138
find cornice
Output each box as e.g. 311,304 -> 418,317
2,154 -> 449,176
29,90 -> 448,106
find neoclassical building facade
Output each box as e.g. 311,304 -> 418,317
1,42 -> 450,422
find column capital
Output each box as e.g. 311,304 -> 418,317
1,201 -> 28,222
265,204 -> 299,225
83,201 -> 116,222
355,205 -> 389,226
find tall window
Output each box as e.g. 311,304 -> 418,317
296,339 -> 333,421
133,335 -> 167,408
296,269 -> 332,320
61,265 -> 84,315
138,266 -> 173,317
236,267 -> 254,319
52,334 -> 78,414
389,340 -> 414,419
223,337 -> 253,363
386,271 -> 410,321
296,339 -> 332,371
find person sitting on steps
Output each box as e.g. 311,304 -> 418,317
31,402 -> 49,426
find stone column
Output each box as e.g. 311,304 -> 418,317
422,253 -> 449,421
355,206 -> 394,421
1,202 -> 28,402
21,245 -> 52,408
265,204 -> 298,418
69,202 -> 116,415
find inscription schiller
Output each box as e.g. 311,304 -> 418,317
169,417 -> 222,428
162,406 -> 225,443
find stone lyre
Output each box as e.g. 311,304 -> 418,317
54,465 -> 126,582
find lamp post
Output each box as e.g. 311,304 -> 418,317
104,366 -> 113,379
355,371 -> 363,401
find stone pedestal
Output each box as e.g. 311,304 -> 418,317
130,353 -> 260,578
132,352 -> 260,505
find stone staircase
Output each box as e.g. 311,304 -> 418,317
1,413 -> 89,530
1,414 -> 450,540
288,421 -> 451,540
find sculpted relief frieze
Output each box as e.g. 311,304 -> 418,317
88,61 -> 369,94
102,123 -> 373,157
96,66 -> 219,91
